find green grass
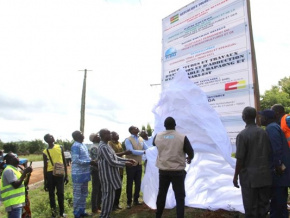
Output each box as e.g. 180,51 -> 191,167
0,170 -> 244,218
18,154 -> 43,162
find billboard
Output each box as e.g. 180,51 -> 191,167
162,0 -> 257,148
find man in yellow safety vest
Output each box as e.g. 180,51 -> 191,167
0,152 -> 32,218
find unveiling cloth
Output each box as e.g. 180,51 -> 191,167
141,68 -> 244,213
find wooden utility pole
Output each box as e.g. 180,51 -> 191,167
79,69 -> 92,135
247,0 -> 260,124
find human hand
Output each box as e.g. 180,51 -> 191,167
233,177 -> 239,188
128,159 -> 137,166
44,180 -> 49,191
275,165 -> 285,176
64,176 -> 69,185
24,166 -> 33,175
90,160 -> 98,167
186,157 -> 192,164
125,161 -> 133,167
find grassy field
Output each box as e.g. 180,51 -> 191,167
0,170 -> 244,218
18,154 -> 43,162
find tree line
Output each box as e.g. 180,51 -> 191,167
0,139 -> 73,155
260,76 -> 290,113
0,124 -> 154,155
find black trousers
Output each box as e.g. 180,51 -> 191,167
47,171 -> 64,216
241,186 -> 271,218
126,164 -> 142,204
114,174 -> 123,206
270,186 -> 289,218
156,170 -> 186,218
91,170 -> 102,212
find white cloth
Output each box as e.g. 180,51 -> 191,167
142,137 -> 153,161
141,68 -> 244,213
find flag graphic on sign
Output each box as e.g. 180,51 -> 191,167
170,14 -> 179,24
225,80 -> 246,91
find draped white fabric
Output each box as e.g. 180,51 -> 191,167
141,68 -> 244,213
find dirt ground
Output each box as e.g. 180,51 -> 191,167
29,167 -> 44,185
28,166 -> 71,189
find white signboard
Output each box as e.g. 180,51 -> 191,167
162,0 -> 255,148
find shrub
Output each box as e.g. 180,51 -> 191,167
17,141 -> 29,154
55,139 -> 74,151
28,140 -> 46,154
3,142 -> 18,153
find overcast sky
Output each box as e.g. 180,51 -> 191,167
0,0 -> 289,143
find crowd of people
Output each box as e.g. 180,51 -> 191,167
67,125 -> 154,218
1,103 -> 290,218
233,104 -> 290,218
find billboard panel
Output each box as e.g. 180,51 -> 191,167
162,0 -> 256,148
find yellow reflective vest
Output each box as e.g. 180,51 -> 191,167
0,165 -> 25,209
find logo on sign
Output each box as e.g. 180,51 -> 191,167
170,14 -> 179,24
165,48 -> 177,59
225,80 -> 246,91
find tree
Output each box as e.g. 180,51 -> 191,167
28,139 -> 46,154
279,76 -> 290,96
146,123 -> 153,137
55,139 -> 74,151
260,77 -> 290,113
0,139 -> 3,149
3,142 -> 18,153
140,123 -> 154,137
17,141 -> 30,154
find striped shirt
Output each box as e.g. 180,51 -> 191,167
97,141 -> 127,191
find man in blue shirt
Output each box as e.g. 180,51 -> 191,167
71,130 -> 97,218
125,126 -> 148,209
260,109 -> 290,218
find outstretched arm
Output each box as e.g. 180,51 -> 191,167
100,146 -> 126,168
125,138 -> 145,156
10,167 -> 33,189
61,147 -> 69,184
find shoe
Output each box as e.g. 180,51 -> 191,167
60,214 -> 67,217
51,209 -> 57,218
126,204 -> 132,209
115,204 -> 122,209
133,201 -> 143,206
80,213 -> 91,217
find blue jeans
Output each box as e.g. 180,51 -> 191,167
8,207 -> 22,218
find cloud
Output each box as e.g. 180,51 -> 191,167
0,0 -> 289,143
